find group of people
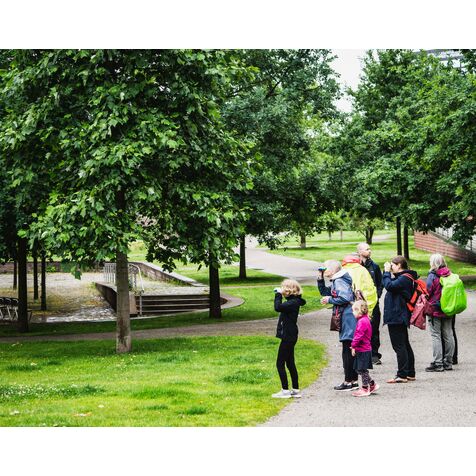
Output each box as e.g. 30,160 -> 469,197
271,242 -> 460,399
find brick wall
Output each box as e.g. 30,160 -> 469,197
414,231 -> 476,264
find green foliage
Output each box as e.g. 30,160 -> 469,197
223,50 -> 342,247
333,49 -> 476,243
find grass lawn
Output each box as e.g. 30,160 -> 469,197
268,233 -> 476,278
0,336 -> 326,426
264,229 -> 392,248
0,284 -> 323,337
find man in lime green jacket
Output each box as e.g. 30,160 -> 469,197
342,254 -> 378,315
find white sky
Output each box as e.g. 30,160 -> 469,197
331,49 -> 368,113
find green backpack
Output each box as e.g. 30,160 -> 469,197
440,273 -> 467,315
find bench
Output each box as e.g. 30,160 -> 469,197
0,297 -> 33,322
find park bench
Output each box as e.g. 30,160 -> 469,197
0,297 -> 33,322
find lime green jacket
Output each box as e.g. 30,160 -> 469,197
343,263 -> 378,315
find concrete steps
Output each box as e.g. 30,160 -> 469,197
135,294 -> 211,316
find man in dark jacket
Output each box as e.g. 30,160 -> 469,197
357,243 -> 383,364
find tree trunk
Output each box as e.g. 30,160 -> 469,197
115,189 -> 131,354
365,227 -> 374,245
299,232 -> 306,249
209,260 -> 222,319
403,225 -> 410,260
340,229 -> 343,241
239,235 -> 247,280
13,261 -> 17,290
17,237 -> 29,333
396,217 -> 402,256
40,253 -> 47,311
328,230 -> 332,240
33,249 -> 39,300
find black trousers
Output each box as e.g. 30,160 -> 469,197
388,324 -> 415,378
371,304 -> 381,359
342,339 -> 358,382
442,317 -> 458,363
276,340 -> 299,390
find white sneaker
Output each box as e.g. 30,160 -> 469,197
272,389 -> 292,399
290,389 -> 302,398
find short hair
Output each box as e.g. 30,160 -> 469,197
429,253 -> 447,271
357,242 -> 369,252
391,255 -> 409,270
324,259 -> 342,274
281,279 -> 302,297
352,299 -> 368,316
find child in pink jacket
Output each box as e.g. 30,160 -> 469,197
351,300 -> 379,397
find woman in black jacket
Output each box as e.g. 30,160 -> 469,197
272,279 -> 306,399
383,255 -> 417,383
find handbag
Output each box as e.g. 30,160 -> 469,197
330,306 -> 343,332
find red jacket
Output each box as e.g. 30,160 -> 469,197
351,314 -> 372,352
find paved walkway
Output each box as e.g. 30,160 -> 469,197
2,247 -> 475,426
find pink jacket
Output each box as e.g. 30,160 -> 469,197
351,314 -> 372,352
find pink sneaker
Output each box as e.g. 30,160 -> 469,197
352,387 -> 371,397
369,383 -> 380,394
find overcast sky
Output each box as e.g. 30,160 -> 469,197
331,49 -> 368,112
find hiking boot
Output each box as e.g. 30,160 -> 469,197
443,365 -> 453,371
372,356 -> 382,365
272,389 -> 292,399
453,358 -> 458,365
406,376 -> 416,381
425,364 -> 444,372
290,389 -> 302,398
352,387 -> 371,397
369,382 -> 380,394
334,382 -> 354,391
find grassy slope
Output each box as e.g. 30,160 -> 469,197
0,336 -> 326,427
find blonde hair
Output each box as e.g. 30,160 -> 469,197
429,253 -> 447,271
281,279 -> 302,297
352,299 -> 368,316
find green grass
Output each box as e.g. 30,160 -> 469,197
0,285 -> 323,337
268,234 -> 476,278
264,229 -> 392,248
0,336 -> 327,426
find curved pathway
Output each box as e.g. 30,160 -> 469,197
2,248 -> 475,426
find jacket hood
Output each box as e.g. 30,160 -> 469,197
286,295 -> 306,305
396,269 -> 418,279
342,255 -> 361,265
331,269 -> 352,285
436,266 -> 451,277
343,262 -> 362,271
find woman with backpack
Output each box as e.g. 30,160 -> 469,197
382,255 -> 417,383
425,254 -> 457,372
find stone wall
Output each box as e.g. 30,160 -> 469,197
414,231 -> 476,264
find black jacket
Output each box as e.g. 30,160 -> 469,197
363,258 -> 383,298
383,269 -> 418,326
274,293 -> 306,342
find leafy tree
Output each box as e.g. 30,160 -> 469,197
1,50 -> 254,347
223,50 -> 341,275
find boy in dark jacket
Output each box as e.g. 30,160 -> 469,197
272,279 -> 306,399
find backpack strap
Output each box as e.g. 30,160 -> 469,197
402,273 -> 415,282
